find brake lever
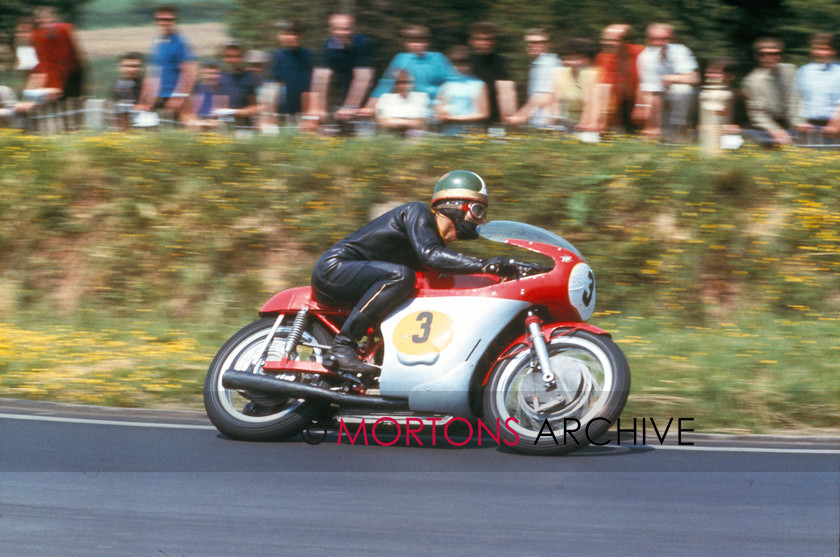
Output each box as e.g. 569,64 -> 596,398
515,261 -> 552,277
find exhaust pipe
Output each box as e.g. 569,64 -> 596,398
222,370 -> 409,410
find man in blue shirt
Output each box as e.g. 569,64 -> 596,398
796,33 -> 840,138
359,25 -> 459,118
136,5 -> 196,115
269,20 -> 313,116
321,13 -> 375,123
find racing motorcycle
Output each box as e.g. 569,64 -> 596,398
204,221 -> 630,454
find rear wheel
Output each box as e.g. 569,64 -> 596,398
483,329 -> 630,454
203,317 -> 334,441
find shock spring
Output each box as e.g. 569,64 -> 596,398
283,306 -> 310,357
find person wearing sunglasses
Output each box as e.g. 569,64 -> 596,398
136,5 -> 197,116
742,37 -> 802,147
311,170 -> 516,374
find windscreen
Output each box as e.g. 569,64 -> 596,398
478,221 -> 582,258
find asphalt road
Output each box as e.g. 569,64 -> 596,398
1,399 -> 838,556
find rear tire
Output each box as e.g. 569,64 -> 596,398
483,329 -> 630,455
203,317 -> 333,441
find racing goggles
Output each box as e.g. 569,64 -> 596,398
462,202 -> 487,219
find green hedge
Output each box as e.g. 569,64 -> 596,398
1,130 -> 837,323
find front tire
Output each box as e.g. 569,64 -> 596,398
203,317 -> 333,441
484,328 -> 630,455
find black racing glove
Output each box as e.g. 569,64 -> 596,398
482,256 -> 518,278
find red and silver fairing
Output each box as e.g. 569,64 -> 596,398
377,221 -> 601,415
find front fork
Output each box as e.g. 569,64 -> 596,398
525,311 -> 572,401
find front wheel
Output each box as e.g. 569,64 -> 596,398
203,317 -> 334,441
483,328 -> 630,455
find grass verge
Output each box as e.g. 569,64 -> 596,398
1,310 -> 837,434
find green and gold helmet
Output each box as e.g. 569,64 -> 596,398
431,170 -> 488,205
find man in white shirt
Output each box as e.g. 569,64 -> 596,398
635,23 -> 699,141
795,33 -> 840,139
506,28 -> 562,128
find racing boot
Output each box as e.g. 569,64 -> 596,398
324,333 -> 379,375
324,306 -> 379,375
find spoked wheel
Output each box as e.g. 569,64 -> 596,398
203,317 -> 334,441
484,328 -> 630,455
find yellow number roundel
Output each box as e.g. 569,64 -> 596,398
392,311 -> 454,356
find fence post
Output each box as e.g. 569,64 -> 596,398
84,98 -> 107,131
698,83 -> 733,157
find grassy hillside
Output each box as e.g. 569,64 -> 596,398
0,130 -> 837,431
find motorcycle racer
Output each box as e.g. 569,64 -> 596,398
311,170 -> 516,374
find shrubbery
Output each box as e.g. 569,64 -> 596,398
1,130 -> 837,323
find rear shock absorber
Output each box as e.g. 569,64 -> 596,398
282,306 -> 310,357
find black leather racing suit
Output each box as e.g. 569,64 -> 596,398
311,202 -> 484,341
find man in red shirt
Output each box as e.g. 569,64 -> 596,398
28,6 -> 84,100
594,24 -> 643,133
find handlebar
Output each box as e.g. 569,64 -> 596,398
485,259 -> 552,279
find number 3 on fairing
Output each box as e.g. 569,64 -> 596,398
412,311 -> 433,343
582,271 -> 594,307
392,310 -> 455,356
568,263 -> 595,320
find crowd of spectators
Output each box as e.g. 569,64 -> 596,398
2,5 -> 839,148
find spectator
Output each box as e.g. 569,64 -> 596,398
635,23 -> 700,141
594,23 -> 643,133
136,5 -> 197,116
555,37 -> 604,132
269,20 -> 314,118
360,25 -> 459,117
321,13 -> 375,123
742,37 -> 801,146
435,45 -> 490,135
27,6 -> 84,101
111,52 -> 144,131
505,28 -> 562,128
468,21 -> 513,125
795,33 -> 840,138
219,43 -> 260,127
244,50 -> 270,79
243,49 -> 279,132
374,69 -> 429,137
184,62 -> 226,131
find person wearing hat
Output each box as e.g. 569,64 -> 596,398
311,170 -> 516,374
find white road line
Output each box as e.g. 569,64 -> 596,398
0,413 -> 217,430
642,443 -> 840,455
